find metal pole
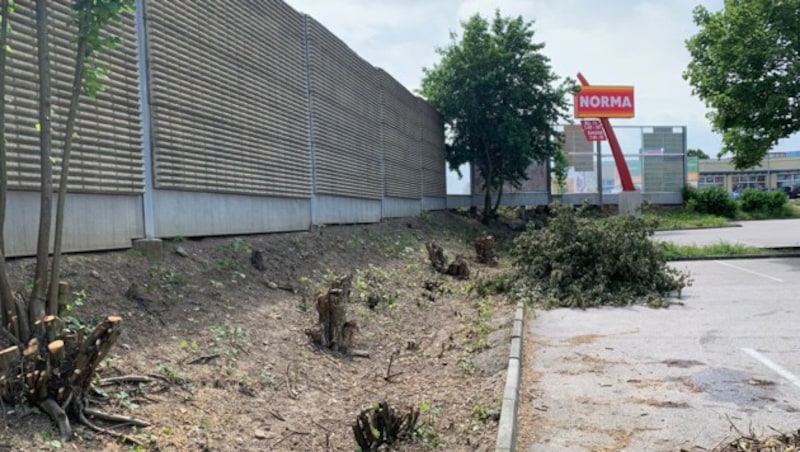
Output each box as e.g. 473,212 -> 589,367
302,15 -> 318,225
134,0 -> 155,238
682,126 -> 688,189
596,140 -> 603,206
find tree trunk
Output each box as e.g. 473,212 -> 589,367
492,182 -> 504,217
482,183 -> 492,225
31,0 -> 53,329
48,17 -> 90,315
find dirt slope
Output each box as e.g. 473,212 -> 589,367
1,211 -> 516,451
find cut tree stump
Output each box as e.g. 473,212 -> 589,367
474,232 -> 498,265
306,274 -> 358,354
1,315 -> 137,443
425,243 -> 470,279
250,250 -> 266,271
352,401 -> 419,451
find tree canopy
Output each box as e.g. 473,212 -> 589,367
687,148 -> 709,159
684,0 -> 800,169
421,10 -> 573,221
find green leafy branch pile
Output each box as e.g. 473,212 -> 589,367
511,204 -> 691,309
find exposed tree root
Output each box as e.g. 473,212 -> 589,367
78,409 -> 146,446
98,375 -> 156,386
38,398 -> 72,441
83,407 -> 150,427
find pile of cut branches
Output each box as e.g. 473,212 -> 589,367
702,425 -> 800,451
511,203 -> 691,309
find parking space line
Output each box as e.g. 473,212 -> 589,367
714,260 -> 784,282
742,348 -> 800,390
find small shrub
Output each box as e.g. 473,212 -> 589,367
511,203 -> 691,309
688,186 -> 736,218
739,189 -> 788,216
681,185 -> 698,204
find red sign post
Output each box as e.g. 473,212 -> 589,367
575,73 -> 636,192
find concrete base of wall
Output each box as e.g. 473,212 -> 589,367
383,197 -> 421,218
471,192 -> 550,209
422,197 -> 446,211
314,194 -> 381,224
153,190 -> 311,237
446,195 -> 472,209
619,190 -> 644,216
6,191 -> 144,258
133,238 -> 163,262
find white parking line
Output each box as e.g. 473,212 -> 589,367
742,348 -> 800,390
714,260 -> 784,282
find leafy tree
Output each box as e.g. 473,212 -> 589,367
684,0 -> 800,169
421,10 -> 574,223
0,0 -> 135,441
687,148 -> 709,159
551,147 -> 569,194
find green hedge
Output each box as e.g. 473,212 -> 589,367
739,189 -> 788,216
686,186 -> 737,218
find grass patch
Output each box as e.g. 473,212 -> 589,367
735,202 -> 799,220
643,210 -> 731,230
660,241 -> 767,259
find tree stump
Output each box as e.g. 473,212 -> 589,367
446,255 -> 470,279
425,243 -> 448,274
352,401 -> 419,451
250,250 -> 266,271
474,232 -> 498,265
0,315 -> 125,441
307,274 -> 357,353
426,243 -> 470,279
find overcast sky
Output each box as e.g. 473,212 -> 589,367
284,0 -> 800,192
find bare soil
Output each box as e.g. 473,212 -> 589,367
1,211 -> 517,451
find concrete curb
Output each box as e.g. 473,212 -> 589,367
668,251 -> 800,262
496,302 -> 524,452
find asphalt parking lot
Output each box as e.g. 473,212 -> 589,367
524,256 -> 800,451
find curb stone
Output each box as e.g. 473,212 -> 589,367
496,302 -> 524,452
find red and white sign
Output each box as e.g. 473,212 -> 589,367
574,85 -> 635,118
580,119 -> 606,141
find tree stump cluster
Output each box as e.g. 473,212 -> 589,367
352,400 -> 419,451
474,232 -> 498,265
1,313 -> 123,440
306,274 -> 358,353
425,243 -> 470,279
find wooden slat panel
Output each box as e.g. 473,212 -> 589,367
378,69 -> 421,199
419,99 -> 446,197
146,0 -> 311,197
306,18 -> 382,200
2,0 -> 144,193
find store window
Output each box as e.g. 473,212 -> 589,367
731,173 -> 766,190
697,174 -> 724,188
776,173 -> 800,188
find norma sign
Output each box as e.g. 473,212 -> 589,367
574,85 -> 635,118
580,119 -> 606,141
